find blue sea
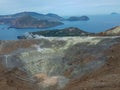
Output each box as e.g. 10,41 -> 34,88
0,14 -> 120,40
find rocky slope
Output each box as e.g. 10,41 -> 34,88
98,26 -> 120,36
0,36 -> 120,90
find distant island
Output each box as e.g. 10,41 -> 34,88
0,12 -> 64,29
0,12 -> 90,29
111,12 -> 119,15
10,15 -> 63,29
67,16 -> 89,21
0,12 -> 65,22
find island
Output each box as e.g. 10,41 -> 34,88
67,16 -> 89,21
9,15 -> 64,29
0,12 -> 65,22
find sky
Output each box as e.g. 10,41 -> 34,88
0,0 -> 120,16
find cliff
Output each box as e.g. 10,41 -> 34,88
0,36 -> 120,90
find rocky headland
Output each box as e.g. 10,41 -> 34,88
31,27 -> 93,37
17,27 -> 94,39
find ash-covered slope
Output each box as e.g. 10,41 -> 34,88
0,36 -> 120,90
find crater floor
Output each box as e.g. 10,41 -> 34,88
0,36 -> 120,90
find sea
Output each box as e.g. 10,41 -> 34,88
0,14 -> 120,40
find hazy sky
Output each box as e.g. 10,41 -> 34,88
0,0 -> 120,16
